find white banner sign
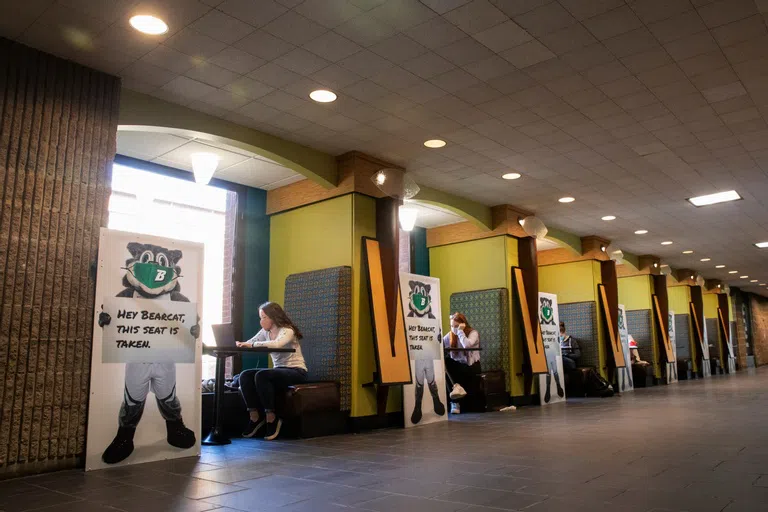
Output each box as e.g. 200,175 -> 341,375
666,311 -> 678,384
701,316 -> 711,377
617,305 -> 634,392
399,273 -> 447,428
101,297 -> 197,363
538,293 -> 565,405
86,228 -> 203,471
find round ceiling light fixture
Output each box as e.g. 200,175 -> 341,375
309,89 -> 337,103
424,139 -> 446,148
502,172 -> 521,180
558,196 -> 575,203
601,215 -> 616,221
661,241 -> 673,245
700,258 -> 711,262
729,270 -> 738,274
634,229 -> 648,234
715,265 -> 725,268
129,15 -> 169,35
750,279 -> 758,283
682,250 -> 693,254
740,275 -> 749,279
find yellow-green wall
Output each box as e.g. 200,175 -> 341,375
668,285 -> 699,373
429,236 -> 525,395
618,275 -> 653,311
703,293 -> 719,319
269,194 -> 400,418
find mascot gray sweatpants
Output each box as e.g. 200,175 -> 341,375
120,362 -> 183,428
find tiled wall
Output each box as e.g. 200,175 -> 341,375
749,294 -> 768,366
0,39 -> 119,477
674,314 -> 691,359
626,310 -> 653,365
559,301 -> 598,369
706,318 -> 720,360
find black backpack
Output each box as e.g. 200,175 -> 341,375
586,369 -> 614,397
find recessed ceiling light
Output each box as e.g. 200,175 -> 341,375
715,265 -> 725,268
700,258 -> 710,262
760,283 -> 766,286
559,196 -> 575,203
601,215 -> 616,221
661,241 -> 673,245
502,172 -> 521,180
129,15 -> 169,35
687,190 -> 741,207
309,89 -> 337,103
634,230 -> 648,235
424,139 -> 446,148
729,270 -> 738,274
740,275 -> 749,279
755,241 -> 768,248
682,250 -> 693,254
750,279 -> 758,283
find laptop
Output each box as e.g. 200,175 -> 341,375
211,323 -> 237,348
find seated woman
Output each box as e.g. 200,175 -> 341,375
442,313 -> 480,414
235,302 -> 307,440
560,321 -> 581,371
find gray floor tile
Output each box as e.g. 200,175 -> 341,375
434,487 -> 516,506
363,477 -> 464,498
202,487 -> 306,510
194,468 -> 271,484
354,494 -> 469,511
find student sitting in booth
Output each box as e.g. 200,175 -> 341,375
560,321 -> 582,371
442,313 -> 480,414
235,302 -> 307,441
629,335 -> 650,366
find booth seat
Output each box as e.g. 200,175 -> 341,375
559,302 -> 600,397
450,288 -> 510,411
277,266 -> 352,438
677,358 -> 693,380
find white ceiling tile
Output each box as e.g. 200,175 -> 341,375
224,76 -> 275,100
303,31 -> 362,62
538,23 -> 597,54
190,9 -> 255,45
249,62 -> 303,88
443,0 -> 508,35
338,49 -> 394,78
140,45 -> 199,74
419,0 -> 472,14
185,61 -> 240,88
501,40 -> 555,69
435,37 -> 495,66
263,11 -> 328,46
514,1 -> 577,38
117,131 -> 189,160
367,0 -> 437,31
208,46 -> 265,74
165,28 -> 228,59
342,79 -> 390,101
561,43 -> 615,71
218,0 -> 288,27
238,100 -> 282,121
648,10 -> 707,44
405,17 -> 467,49
696,0 -> 758,29
628,0 -> 691,24
160,76 -> 218,100
711,14 -> 768,47
463,55 -> 516,81
258,90 -> 307,111
273,48 -> 331,75
472,20 -> 533,53
370,66 -> 422,91
310,64 -> 363,89
293,0 -> 364,28
267,112 -> 312,131
199,88 -> 251,110
121,61 -> 176,88
334,12 -> 397,46
369,33 -> 428,63
401,52 -> 456,79
430,68 -> 480,93
702,82 -> 748,103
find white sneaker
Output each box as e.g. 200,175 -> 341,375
449,383 -> 467,400
450,402 -> 461,414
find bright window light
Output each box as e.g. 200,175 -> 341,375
755,241 -> 768,248
687,190 -> 741,207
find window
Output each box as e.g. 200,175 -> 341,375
108,162 -> 237,379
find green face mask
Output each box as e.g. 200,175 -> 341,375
131,262 -> 176,289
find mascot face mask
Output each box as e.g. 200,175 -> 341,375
131,262 -> 176,289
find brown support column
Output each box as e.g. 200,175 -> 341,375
375,196 -> 400,414
518,236 -> 539,397
690,285 -> 706,376
600,260 -> 620,381
717,293 -> 732,372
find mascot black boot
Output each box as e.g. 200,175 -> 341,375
411,384 -> 424,424
166,419 -> 196,449
544,374 -> 551,403
554,370 -> 564,397
102,426 -> 136,464
428,380 -> 445,416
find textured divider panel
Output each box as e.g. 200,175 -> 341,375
0,39 -> 119,475
626,310 -> 653,364
450,289 -> 509,391
559,302 -> 599,369
675,315 -> 691,359
706,318 -> 720,359
284,267 -> 352,411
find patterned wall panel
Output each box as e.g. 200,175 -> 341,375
706,318 -> 720,360
0,39 -> 119,477
626,310 -> 653,364
559,301 -> 599,369
450,288 -> 509,391
675,314 -> 691,359
284,267 -> 352,410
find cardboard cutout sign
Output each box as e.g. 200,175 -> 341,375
617,305 -> 634,392
538,293 -> 565,405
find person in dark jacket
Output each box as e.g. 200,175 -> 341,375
560,321 -> 581,370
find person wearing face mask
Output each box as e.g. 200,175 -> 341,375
442,313 -> 480,414
235,302 -> 307,441
560,321 -> 581,371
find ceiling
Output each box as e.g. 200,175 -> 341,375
4,0 -> 768,293
116,130 -> 304,189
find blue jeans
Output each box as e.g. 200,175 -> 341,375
239,367 -> 308,413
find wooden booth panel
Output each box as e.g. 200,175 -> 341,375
599,284 -> 626,368
653,295 -> 676,363
512,267 -> 548,374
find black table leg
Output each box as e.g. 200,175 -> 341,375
203,354 -> 231,445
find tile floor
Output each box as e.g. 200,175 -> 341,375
4,369 -> 768,512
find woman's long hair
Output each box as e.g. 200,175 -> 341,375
449,312 -> 473,346
259,302 -> 303,340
